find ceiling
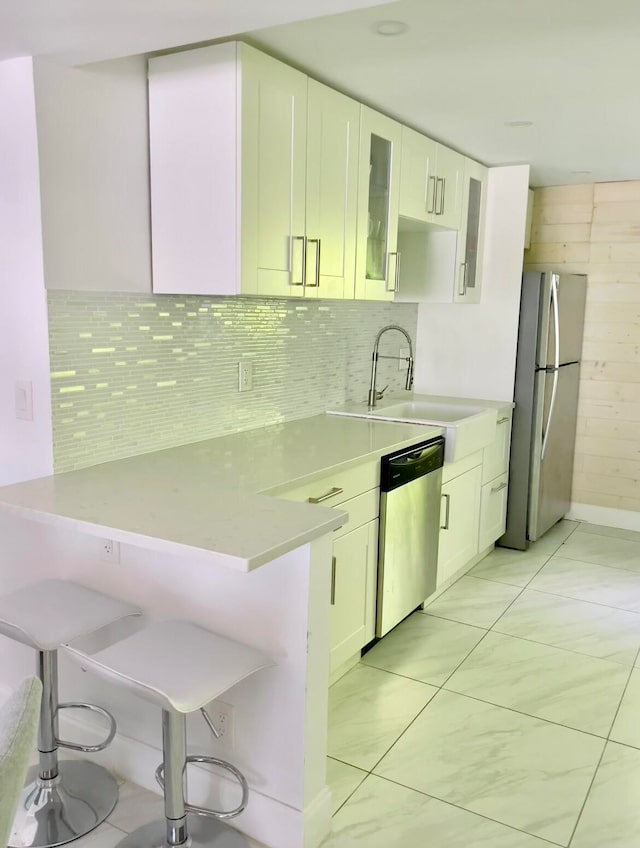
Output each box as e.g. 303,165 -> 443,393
2,0 -> 639,186
249,0 -> 640,186
0,0 -> 388,65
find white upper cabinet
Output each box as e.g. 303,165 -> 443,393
454,158 -> 488,303
355,107 -> 402,301
398,127 -> 464,229
304,81 -> 359,300
149,43 -> 358,299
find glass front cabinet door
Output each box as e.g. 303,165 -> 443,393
455,158 -> 488,304
355,107 -> 402,301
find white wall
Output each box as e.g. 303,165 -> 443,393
33,56 -> 151,292
413,164 -> 530,402
0,57 -> 53,486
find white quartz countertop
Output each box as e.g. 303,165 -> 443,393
0,415 -> 442,572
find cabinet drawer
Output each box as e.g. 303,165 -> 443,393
479,473 -> 509,551
273,460 -> 379,507
332,489 -> 379,540
482,413 -> 512,484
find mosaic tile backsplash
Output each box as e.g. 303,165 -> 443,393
48,293 -> 419,472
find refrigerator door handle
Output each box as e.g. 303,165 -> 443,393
541,274 -> 561,460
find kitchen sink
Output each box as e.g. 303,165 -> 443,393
327,396 -> 498,462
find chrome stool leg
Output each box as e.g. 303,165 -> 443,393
114,711 -> 251,848
10,650 -> 119,848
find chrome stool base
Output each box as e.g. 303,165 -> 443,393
10,760 -> 118,848
114,816 -> 251,848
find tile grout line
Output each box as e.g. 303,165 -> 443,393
604,642 -> 640,742
565,739 -> 610,848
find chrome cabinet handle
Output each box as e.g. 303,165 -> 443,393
458,262 -> 468,297
491,482 -> 508,494
434,177 -> 445,215
497,416 -> 510,425
386,251 -> 401,292
290,235 -> 307,287
439,177 -> 446,215
427,175 -> 437,214
433,176 -> 441,215
308,486 -> 344,504
307,238 -> 321,287
440,493 -> 451,530
330,556 -> 337,606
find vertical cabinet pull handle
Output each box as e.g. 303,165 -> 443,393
330,556 -> 337,606
306,238 -> 321,287
427,175 -> 437,214
439,177 -> 446,215
440,493 -> 451,530
291,236 -> 307,287
497,416 -> 510,425
458,262 -> 468,297
386,252 -> 401,293
491,482 -> 508,494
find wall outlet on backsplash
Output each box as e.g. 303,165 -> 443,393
238,361 -> 253,392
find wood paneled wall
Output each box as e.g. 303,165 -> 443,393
526,181 -> 640,514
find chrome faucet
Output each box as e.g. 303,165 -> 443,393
368,325 -> 415,408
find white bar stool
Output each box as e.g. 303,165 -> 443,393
0,579 -> 141,848
64,619 -> 273,848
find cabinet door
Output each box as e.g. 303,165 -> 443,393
355,107 -> 402,301
305,81 -> 359,300
437,465 -> 482,587
479,473 -> 509,551
433,144 -> 464,230
330,519 -> 378,672
241,46 -> 308,298
399,127 -> 437,223
454,158 -> 488,303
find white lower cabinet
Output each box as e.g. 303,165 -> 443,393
479,472 -> 509,551
437,464 -> 482,587
330,519 -> 378,673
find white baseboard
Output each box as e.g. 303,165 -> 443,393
0,691 -> 329,848
568,503 -> 640,533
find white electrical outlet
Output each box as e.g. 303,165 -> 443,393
100,539 -> 120,563
238,361 -> 253,392
399,347 -> 410,371
204,700 -> 234,752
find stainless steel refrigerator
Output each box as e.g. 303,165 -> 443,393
500,271 -> 587,550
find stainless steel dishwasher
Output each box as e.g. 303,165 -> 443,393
376,436 -> 445,638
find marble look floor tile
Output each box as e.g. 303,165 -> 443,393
610,669 -> 640,749
445,631 -> 629,736
559,530 -> 640,574
423,576 -> 521,627
529,519 -> 580,553
327,757 -> 367,814
493,589 -> 640,665
322,774 -> 552,848
374,689 -> 604,844
361,612 -> 486,686
106,779 -> 165,832
468,547 -> 551,587
328,664 -> 437,770
571,742 -> 640,848
529,557 -> 640,613
72,824 -> 127,848
578,522 -> 640,544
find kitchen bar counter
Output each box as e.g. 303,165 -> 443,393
0,415 -> 442,571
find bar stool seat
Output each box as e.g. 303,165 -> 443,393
65,620 -> 273,848
0,579 -> 138,651
0,579 -> 140,848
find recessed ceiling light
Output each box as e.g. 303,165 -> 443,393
504,120 -> 534,128
572,170 -> 592,175
373,20 -> 409,36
